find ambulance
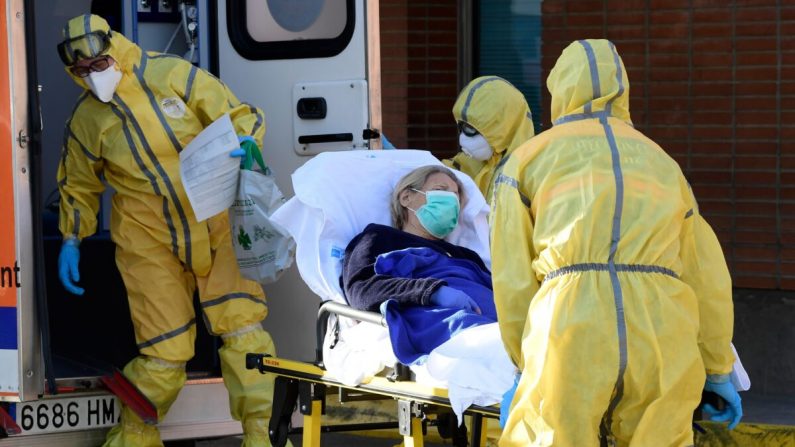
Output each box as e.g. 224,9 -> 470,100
0,0 -> 381,444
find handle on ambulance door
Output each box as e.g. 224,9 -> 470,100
298,133 -> 354,144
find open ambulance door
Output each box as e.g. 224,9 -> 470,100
0,0 -> 39,407
214,0 -> 382,359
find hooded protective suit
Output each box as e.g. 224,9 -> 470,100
491,39 -> 735,446
444,76 -> 535,202
58,15 -> 279,446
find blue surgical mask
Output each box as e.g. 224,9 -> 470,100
409,189 -> 460,238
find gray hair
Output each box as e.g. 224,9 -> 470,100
391,165 -> 465,229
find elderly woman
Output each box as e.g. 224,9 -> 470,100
341,165 -> 497,365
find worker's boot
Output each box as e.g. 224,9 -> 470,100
103,356 -> 186,447
103,406 -> 163,447
219,325 -> 282,446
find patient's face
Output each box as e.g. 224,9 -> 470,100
402,172 -> 461,237
405,173 -> 461,211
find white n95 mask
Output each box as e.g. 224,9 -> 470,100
85,65 -> 122,103
459,133 -> 493,161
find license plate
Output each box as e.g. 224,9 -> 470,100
15,394 -> 120,435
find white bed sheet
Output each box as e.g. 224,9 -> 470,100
322,318 -> 515,424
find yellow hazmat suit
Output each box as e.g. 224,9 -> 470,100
491,39 -> 735,446
445,76 -> 535,202
58,15 -> 278,447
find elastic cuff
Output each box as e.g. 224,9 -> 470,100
147,356 -> 186,369
220,323 -> 262,339
707,373 -> 731,384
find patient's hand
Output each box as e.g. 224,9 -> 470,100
430,286 -> 481,314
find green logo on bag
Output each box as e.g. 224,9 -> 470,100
237,227 -> 252,250
254,225 -> 276,242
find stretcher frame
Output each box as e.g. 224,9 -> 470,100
247,301 -> 500,447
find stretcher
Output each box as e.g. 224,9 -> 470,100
247,301 -> 500,447
248,150 -> 511,447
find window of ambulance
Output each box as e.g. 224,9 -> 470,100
227,0 -> 355,60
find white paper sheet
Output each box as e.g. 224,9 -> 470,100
179,113 -> 240,221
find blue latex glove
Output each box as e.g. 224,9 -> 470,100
381,133 -> 396,149
229,135 -> 253,159
429,286 -> 481,314
58,238 -> 84,295
231,135 -> 269,173
703,375 -> 743,430
500,374 -> 520,429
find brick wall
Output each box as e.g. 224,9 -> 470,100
542,1 -> 794,290
380,0 -> 459,157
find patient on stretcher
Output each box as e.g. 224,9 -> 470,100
341,165 -> 497,365
270,150 -> 515,422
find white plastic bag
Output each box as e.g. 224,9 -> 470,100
730,343 -> 751,392
230,168 -> 295,284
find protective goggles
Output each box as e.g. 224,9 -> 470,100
57,31 -> 111,66
457,121 -> 479,137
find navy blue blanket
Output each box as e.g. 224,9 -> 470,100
375,247 -> 497,365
